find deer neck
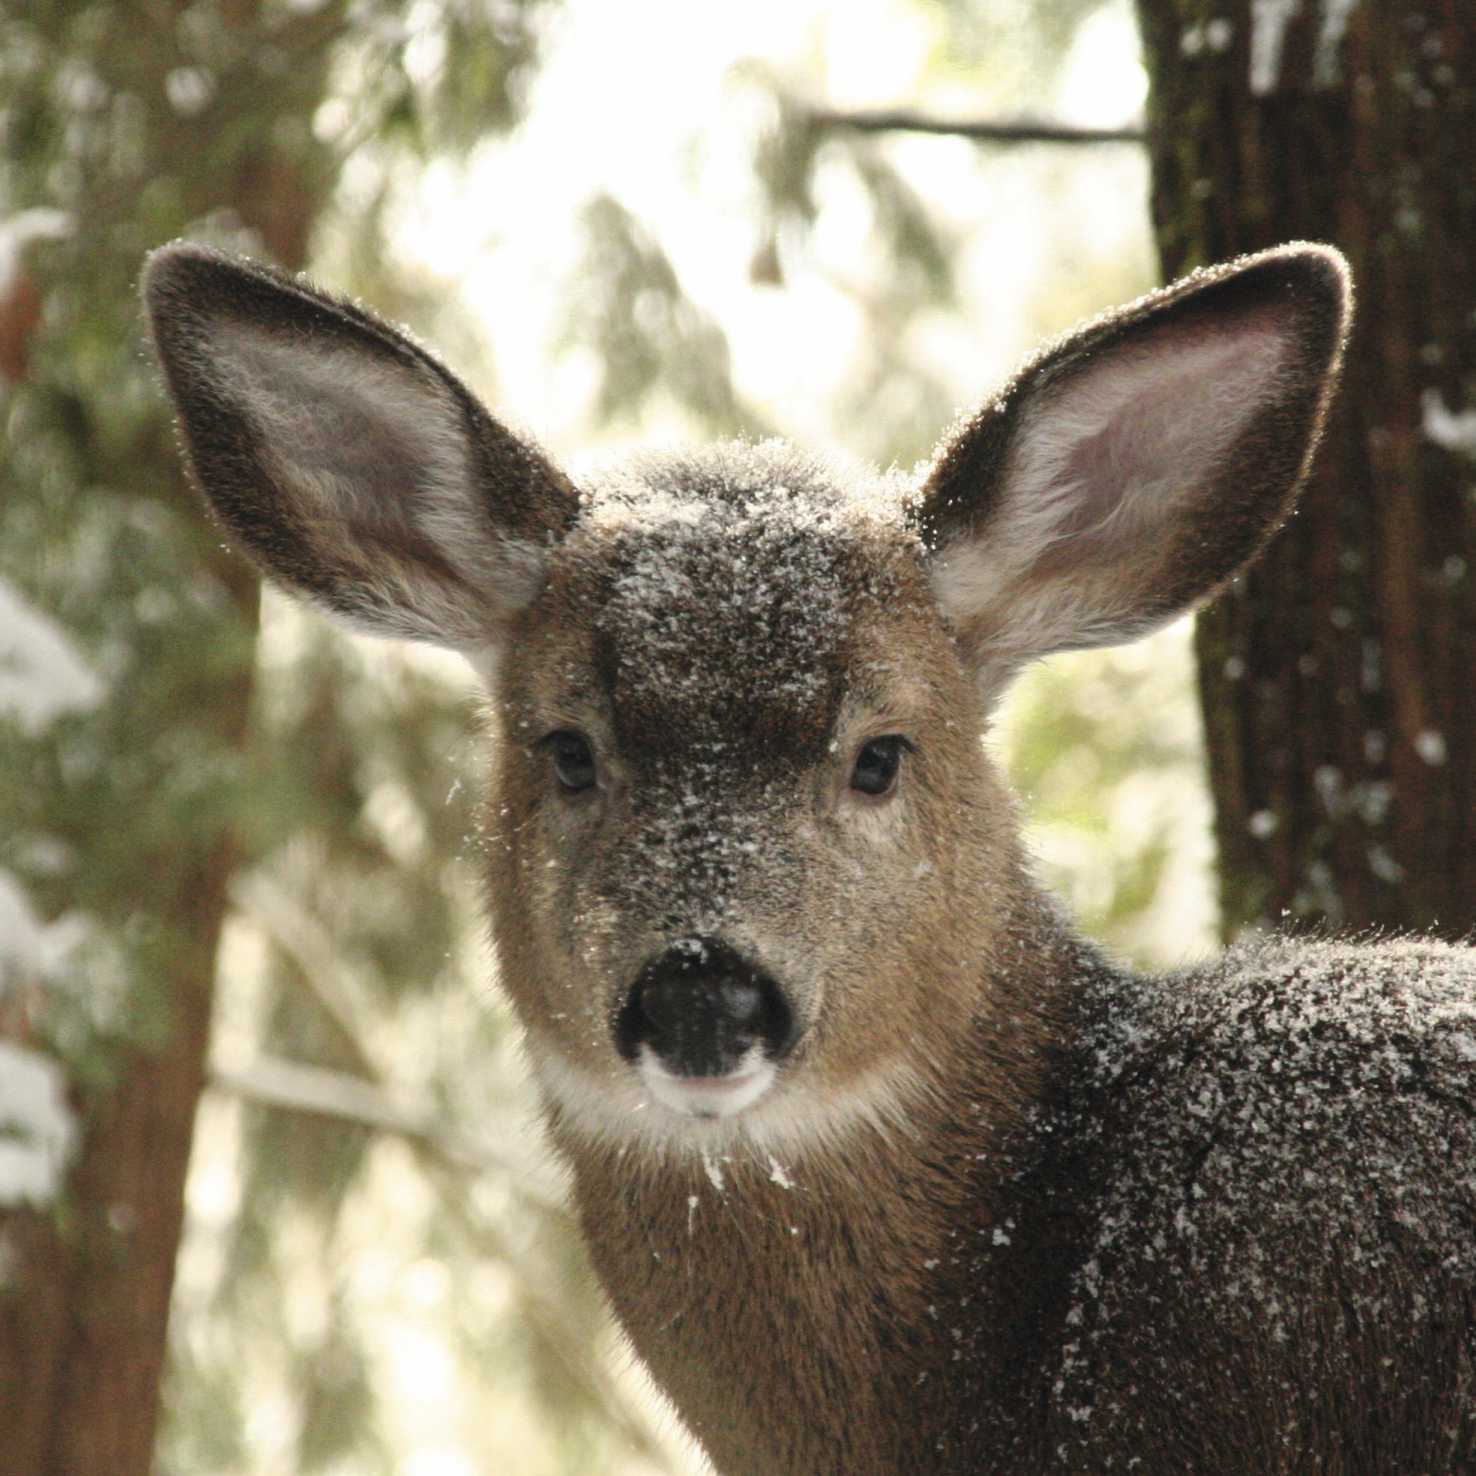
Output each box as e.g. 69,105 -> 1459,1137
543,904 -> 1091,1476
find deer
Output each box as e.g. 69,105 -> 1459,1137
144,239 -> 1476,1474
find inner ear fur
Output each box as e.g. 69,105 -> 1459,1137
144,243 -> 578,648
914,244 -> 1352,683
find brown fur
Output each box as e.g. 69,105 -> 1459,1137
145,241 -> 1476,1473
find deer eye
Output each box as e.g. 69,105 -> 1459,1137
849,736 -> 909,798
546,730 -> 597,793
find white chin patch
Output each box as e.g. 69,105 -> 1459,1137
637,1043 -> 777,1120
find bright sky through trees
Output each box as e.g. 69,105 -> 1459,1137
379,0 -> 1148,456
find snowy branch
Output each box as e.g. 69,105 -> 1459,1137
208,1053 -> 559,1198
217,873 -> 691,1468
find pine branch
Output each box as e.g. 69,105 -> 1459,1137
806,106 -> 1145,147
208,1053 -> 566,1211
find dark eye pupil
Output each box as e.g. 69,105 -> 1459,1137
550,731 -> 596,792
851,737 -> 904,796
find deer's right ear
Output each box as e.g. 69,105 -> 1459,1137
144,244 -> 578,650
915,244 -> 1351,693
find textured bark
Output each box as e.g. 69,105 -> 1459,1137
0,570 -> 253,1475
1136,0 -> 1476,937
0,161 -> 312,1476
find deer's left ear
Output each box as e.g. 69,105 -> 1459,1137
915,244 -> 1352,691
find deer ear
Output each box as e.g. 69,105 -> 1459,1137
144,244 -> 578,649
916,244 -> 1351,691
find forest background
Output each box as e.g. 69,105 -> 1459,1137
2,1 -> 1473,1472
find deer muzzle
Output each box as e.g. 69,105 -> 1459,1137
614,938 -> 796,1112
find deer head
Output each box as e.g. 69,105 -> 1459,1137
145,243 -> 1348,1157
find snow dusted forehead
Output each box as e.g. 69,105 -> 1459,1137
571,441 -> 918,755
576,439 -> 907,529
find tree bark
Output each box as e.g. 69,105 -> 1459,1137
0,590 -> 253,1473
0,8 -> 324,1464
1136,0 -> 1476,938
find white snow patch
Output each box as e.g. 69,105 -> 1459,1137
0,580 -> 106,734
1250,0 -> 1302,96
1422,388 -> 1476,456
701,1148 -> 727,1193
1414,729 -> 1447,766
1313,0 -> 1360,87
0,209 -> 72,297
0,1041 -> 77,1207
0,872 -> 50,989
0,870 -> 90,994
766,1154 -> 795,1190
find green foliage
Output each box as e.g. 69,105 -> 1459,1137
1,2 -> 605,1472
930,0 -> 1121,99
0,0 -> 289,1092
562,193 -> 757,435
996,627 -> 1216,967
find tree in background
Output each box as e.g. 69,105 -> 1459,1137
0,4 -> 330,1467
737,2 -> 1195,959
0,3 -> 560,1472
1136,0 -> 1476,937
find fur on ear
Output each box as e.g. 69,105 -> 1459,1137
914,244 -> 1352,692
144,243 -> 578,649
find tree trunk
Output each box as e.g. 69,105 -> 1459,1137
0,5 -> 329,1465
0,564 -> 255,1474
1136,0 -> 1476,938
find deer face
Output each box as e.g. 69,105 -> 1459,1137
482,450 -> 1005,1145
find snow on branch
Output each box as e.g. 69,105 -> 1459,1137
208,1052 -> 565,1213
0,1040 -> 77,1208
207,1052 -> 684,1465
0,578 -> 106,735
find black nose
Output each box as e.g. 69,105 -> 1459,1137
614,937 -> 794,1078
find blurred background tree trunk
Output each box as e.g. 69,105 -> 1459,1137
0,5 -> 333,1470
1136,0 -> 1476,939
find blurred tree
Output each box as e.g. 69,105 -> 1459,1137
0,2 -> 331,1467
1136,1 -> 1476,937
562,193 -> 754,435
0,2 -> 558,1473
